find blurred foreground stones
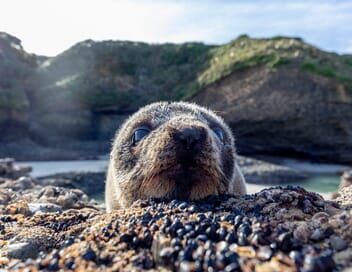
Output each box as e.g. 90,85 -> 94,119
0,159 -> 351,271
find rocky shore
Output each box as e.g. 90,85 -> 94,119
0,159 -> 351,271
0,138 -> 106,161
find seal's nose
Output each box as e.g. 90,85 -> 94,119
174,127 -> 206,151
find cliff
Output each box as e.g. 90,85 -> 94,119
0,33 -> 351,162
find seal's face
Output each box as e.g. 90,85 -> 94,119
110,102 -> 239,207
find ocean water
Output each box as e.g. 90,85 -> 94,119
19,160 -> 107,177
18,158 -> 346,200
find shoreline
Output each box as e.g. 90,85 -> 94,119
19,156 -> 342,201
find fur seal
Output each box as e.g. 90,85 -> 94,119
105,102 -> 246,211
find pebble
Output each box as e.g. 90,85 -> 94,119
0,186 -> 351,271
82,248 -> 97,261
303,252 -> 335,272
293,223 -> 311,243
159,247 -> 174,263
277,233 -> 292,252
257,246 -> 273,260
28,203 -> 62,214
329,235 -> 348,251
310,229 -> 324,241
6,242 -> 40,260
311,212 -> 329,224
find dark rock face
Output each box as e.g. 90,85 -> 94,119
193,66 -> 352,163
0,32 -> 36,140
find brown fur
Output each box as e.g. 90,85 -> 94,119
338,170 -> 352,191
105,102 -> 246,211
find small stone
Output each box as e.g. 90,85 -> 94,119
0,257 -> 9,265
179,261 -> 196,272
329,235 -> 348,251
257,246 -> 273,260
293,223 -> 310,243
289,250 -> 303,265
225,233 -> 237,244
178,202 -> 188,210
310,229 -> 324,241
159,247 -> 174,263
179,246 -> 193,261
187,205 -> 198,213
311,212 -> 329,224
82,248 -> 96,261
196,234 -> 208,242
6,242 -> 40,260
303,252 -> 335,272
16,176 -> 34,190
277,233 -> 292,252
28,203 -> 62,214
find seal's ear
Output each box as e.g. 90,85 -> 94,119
232,161 -> 246,195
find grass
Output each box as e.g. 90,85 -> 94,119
194,36 -> 352,94
301,61 -> 352,91
301,62 -> 337,78
195,36 -> 302,89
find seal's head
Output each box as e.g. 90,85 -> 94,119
106,102 -> 246,211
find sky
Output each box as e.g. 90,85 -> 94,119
1,0 -> 352,56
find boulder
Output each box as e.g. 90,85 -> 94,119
237,156 -> 308,184
193,65 -> 352,163
0,158 -> 32,179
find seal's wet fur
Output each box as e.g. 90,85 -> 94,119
106,102 -> 246,211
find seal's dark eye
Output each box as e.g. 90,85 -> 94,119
213,128 -> 224,142
131,127 -> 150,145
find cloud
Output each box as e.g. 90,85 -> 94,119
0,0 -> 351,55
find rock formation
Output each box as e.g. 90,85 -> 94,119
0,159 -> 351,271
0,158 -> 31,179
1,33 -> 352,163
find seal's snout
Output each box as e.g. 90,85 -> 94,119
173,126 -> 206,151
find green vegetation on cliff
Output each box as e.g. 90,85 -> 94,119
198,35 -> 352,92
30,35 -> 352,112
300,61 -> 352,91
32,41 -> 212,112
